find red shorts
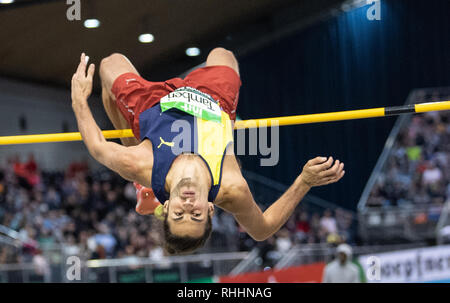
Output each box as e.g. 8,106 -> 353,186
111,65 -> 242,140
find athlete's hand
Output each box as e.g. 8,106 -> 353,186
298,156 -> 345,188
71,53 -> 95,106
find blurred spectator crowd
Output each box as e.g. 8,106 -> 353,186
0,155 -> 355,267
367,110 -> 450,215
246,207 -> 355,269
0,155 -> 166,265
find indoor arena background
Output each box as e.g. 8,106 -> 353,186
0,0 -> 450,283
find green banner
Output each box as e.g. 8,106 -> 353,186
160,87 -> 222,123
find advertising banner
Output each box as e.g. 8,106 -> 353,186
218,262 -> 326,283
358,245 -> 450,283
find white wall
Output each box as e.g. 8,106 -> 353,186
0,77 -> 112,171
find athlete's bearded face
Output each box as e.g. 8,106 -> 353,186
164,178 -> 214,237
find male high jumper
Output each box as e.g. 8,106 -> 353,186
71,48 -> 345,254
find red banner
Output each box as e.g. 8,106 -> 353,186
219,262 -> 326,283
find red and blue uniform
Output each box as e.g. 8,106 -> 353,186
111,65 -> 242,203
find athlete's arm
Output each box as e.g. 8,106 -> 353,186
71,53 -> 140,181
226,157 -> 345,241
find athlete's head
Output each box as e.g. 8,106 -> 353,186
162,177 -> 214,254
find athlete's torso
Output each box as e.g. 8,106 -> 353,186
137,86 -> 238,203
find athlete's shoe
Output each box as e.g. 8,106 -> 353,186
134,182 -> 163,219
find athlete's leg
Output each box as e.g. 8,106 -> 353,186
205,47 -> 240,76
203,47 -> 241,121
99,53 -> 140,146
100,54 -> 163,214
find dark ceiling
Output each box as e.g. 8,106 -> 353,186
0,0 -> 346,91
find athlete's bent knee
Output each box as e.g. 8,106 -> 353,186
206,47 -> 239,75
100,53 -> 125,74
208,47 -> 235,60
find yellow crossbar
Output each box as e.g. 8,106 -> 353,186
1,101 -> 449,145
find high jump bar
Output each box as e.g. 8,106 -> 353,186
0,100 -> 449,145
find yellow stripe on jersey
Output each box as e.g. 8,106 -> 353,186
196,111 -> 234,185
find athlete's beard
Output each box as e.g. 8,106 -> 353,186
171,177 -> 196,198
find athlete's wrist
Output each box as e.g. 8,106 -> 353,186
296,174 -> 312,190
71,98 -> 88,110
